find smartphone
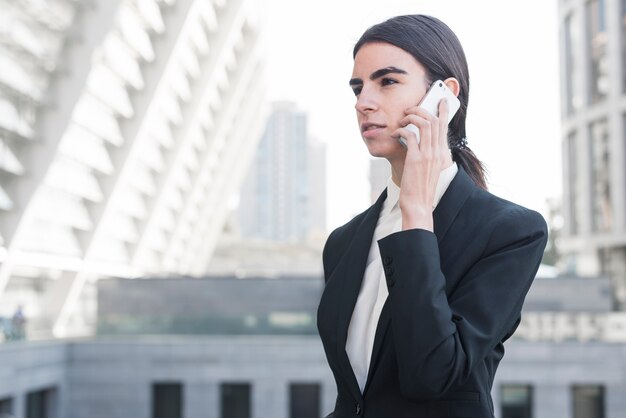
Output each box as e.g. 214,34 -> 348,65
399,80 -> 461,147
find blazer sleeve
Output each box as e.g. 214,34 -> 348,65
376,206 -> 547,401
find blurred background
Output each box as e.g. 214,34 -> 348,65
0,0 -> 623,417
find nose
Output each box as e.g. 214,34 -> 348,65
355,87 -> 378,114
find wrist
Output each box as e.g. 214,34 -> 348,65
400,206 -> 434,231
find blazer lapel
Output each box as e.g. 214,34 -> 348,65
432,167 -> 475,244
328,189 -> 387,402
363,167 -> 476,395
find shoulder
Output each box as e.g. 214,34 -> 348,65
471,188 -> 547,229
467,188 -> 548,247
323,206 -> 369,255
321,205 -> 373,276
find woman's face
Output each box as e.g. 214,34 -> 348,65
350,42 -> 429,160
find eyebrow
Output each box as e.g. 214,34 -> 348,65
349,66 -> 408,86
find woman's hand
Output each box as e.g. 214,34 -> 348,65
393,100 -> 452,232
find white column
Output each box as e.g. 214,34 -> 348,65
189,73 -> 267,275
50,0 -> 197,337
130,0 -> 248,270
160,18 -> 263,273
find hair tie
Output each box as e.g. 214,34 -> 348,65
451,137 -> 468,151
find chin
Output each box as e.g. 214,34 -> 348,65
364,138 -> 404,159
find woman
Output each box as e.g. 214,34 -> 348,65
317,15 -> 547,418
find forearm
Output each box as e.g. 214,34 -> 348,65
400,205 -> 434,231
379,229 -> 461,398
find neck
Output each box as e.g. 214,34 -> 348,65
390,154 -> 454,187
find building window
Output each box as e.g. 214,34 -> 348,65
566,132 -> 580,235
220,383 -> 251,418
501,384 -> 532,418
572,385 -> 604,418
26,387 -> 58,418
589,119 -> 612,231
565,13 -> 582,113
587,0 -> 609,103
152,383 -> 183,418
0,397 -> 12,414
622,0 -> 626,92
289,383 -> 320,418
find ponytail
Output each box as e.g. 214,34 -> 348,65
450,137 -> 487,190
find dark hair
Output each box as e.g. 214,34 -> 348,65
354,15 -> 487,189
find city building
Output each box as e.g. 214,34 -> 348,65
0,0 -> 266,338
559,0 -> 626,308
1,274 -> 624,418
3,2 -> 626,418
206,237 -> 324,277
237,101 -> 327,243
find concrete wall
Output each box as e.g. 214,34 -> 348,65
2,337 -> 626,418
0,341 -> 67,418
64,336 -> 335,418
496,342 -> 626,418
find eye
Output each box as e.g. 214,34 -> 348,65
381,77 -> 398,87
352,86 -> 362,96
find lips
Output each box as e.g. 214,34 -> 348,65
361,122 -> 386,133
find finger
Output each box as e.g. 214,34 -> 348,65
438,99 -> 450,150
393,126 -> 421,153
403,106 -> 438,120
406,124 -> 421,147
438,98 -> 449,124
398,113 -> 430,127
398,116 -> 432,151
401,106 -> 440,152
429,106 -> 440,155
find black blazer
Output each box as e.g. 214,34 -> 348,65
317,168 -> 548,418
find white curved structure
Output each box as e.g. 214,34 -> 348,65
0,0 -> 267,337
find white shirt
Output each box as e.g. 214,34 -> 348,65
345,163 -> 459,393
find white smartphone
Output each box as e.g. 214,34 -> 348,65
399,80 -> 461,147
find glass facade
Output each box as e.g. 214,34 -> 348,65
589,119 -> 612,231
572,385 -> 604,418
587,0 -> 608,103
567,132 -> 580,234
152,383 -> 183,418
96,277 -> 321,336
221,383 -> 251,418
501,385 -> 533,418
565,13 -> 583,113
289,383 -> 320,418
622,0 -> 626,92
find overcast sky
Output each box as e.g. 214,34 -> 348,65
263,0 -> 561,231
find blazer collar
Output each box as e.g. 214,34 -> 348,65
331,188 -> 387,403
432,166 -> 476,243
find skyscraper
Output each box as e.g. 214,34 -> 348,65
238,101 -> 326,243
559,0 -> 626,307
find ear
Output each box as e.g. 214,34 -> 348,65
443,78 -> 460,97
